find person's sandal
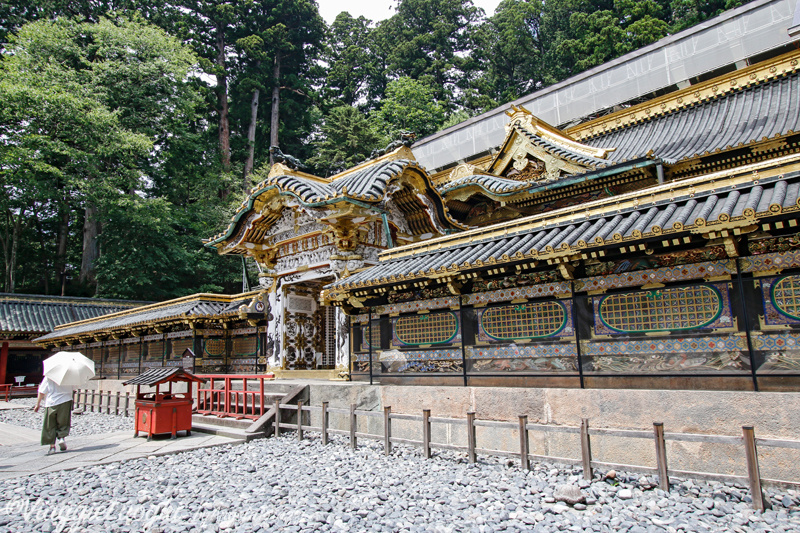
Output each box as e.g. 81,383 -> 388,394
58,439 -> 66,451
46,446 -> 56,455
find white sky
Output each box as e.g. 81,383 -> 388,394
317,0 -> 502,25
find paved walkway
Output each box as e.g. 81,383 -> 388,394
0,426 -> 243,480
0,400 -> 30,410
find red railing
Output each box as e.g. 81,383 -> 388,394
196,374 -> 274,420
0,384 -> 10,401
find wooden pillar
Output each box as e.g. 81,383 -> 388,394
274,398 -> 281,438
296,401 -> 304,440
384,406 -> 392,455
743,426 -> 771,511
321,402 -> 329,445
519,415 -> 530,470
350,403 -> 357,449
0,341 -> 8,385
580,418 -> 593,480
422,409 -> 431,459
466,412 -> 477,464
653,422 -> 669,491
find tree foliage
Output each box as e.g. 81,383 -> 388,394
307,106 -> 383,176
0,0 -> 752,300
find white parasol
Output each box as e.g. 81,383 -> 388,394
43,351 -> 95,386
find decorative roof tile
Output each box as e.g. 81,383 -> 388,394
0,294 -> 148,335
329,170 -> 800,290
585,73 -> 800,164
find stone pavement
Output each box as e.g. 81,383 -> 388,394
0,400 -> 29,410
0,426 -> 244,481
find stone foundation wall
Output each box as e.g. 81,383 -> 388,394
91,378 -> 800,483
302,383 -> 800,484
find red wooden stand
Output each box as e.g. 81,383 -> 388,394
123,368 -> 206,441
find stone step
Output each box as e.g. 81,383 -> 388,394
190,421 -> 265,442
192,414 -> 252,429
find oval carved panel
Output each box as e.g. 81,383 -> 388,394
481,302 -> 566,340
395,313 -> 458,345
599,285 -> 722,333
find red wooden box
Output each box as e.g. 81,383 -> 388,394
123,367 -> 206,441
134,393 -> 193,440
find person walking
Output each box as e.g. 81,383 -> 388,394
34,376 -> 75,455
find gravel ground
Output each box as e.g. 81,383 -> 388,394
0,430 -> 798,533
0,398 -> 132,436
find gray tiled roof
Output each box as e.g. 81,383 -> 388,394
331,172 -> 799,289
439,175 -> 531,196
586,72 -> 800,164
122,367 -> 205,386
0,294 -> 148,335
206,158 -> 435,247
260,159 -> 423,203
512,121 -> 609,167
35,299 -> 229,342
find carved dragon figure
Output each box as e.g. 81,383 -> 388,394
269,146 -> 307,170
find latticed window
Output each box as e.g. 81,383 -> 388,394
598,285 -> 722,333
170,338 -> 193,358
323,307 -> 336,368
204,338 -> 226,358
480,301 -> 567,340
231,336 -> 258,356
360,322 -> 381,350
123,343 -> 140,362
771,275 -> 800,320
394,312 -> 458,346
144,341 -> 164,361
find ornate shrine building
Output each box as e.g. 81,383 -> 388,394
324,50 -> 800,391
36,151 -> 464,379
34,46 -> 800,391
0,294 -> 147,385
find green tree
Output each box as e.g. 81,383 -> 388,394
319,12 -> 378,111
378,0 -> 484,111
670,0 -> 745,32
373,77 -> 446,139
472,0 -> 546,108
0,16 -> 205,296
307,106 -> 383,176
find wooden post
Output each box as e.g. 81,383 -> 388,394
321,402 -> 329,445
90,390 -> 96,412
653,422 -> 669,491
106,391 -> 112,414
422,409 -> 431,459
743,426 -> 771,511
274,399 -> 281,438
83,389 -> 88,411
349,403 -> 357,450
466,412 -> 476,464
72,390 -> 79,409
384,406 -> 392,456
124,392 -> 130,417
519,415 -> 530,470
580,418 -> 593,480
114,391 -> 120,415
296,401 -> 304,440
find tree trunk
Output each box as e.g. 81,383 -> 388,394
56,203 -> 69,296
31,207 -> 49,294
216,22 -> 231,173
1,209 -> 25,293
269,52 -> 281,166
79,203 -> 99,289
243,83 -> 261,186
7,212 -> 22,293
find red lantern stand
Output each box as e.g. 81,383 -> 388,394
122,368 -> 206,441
